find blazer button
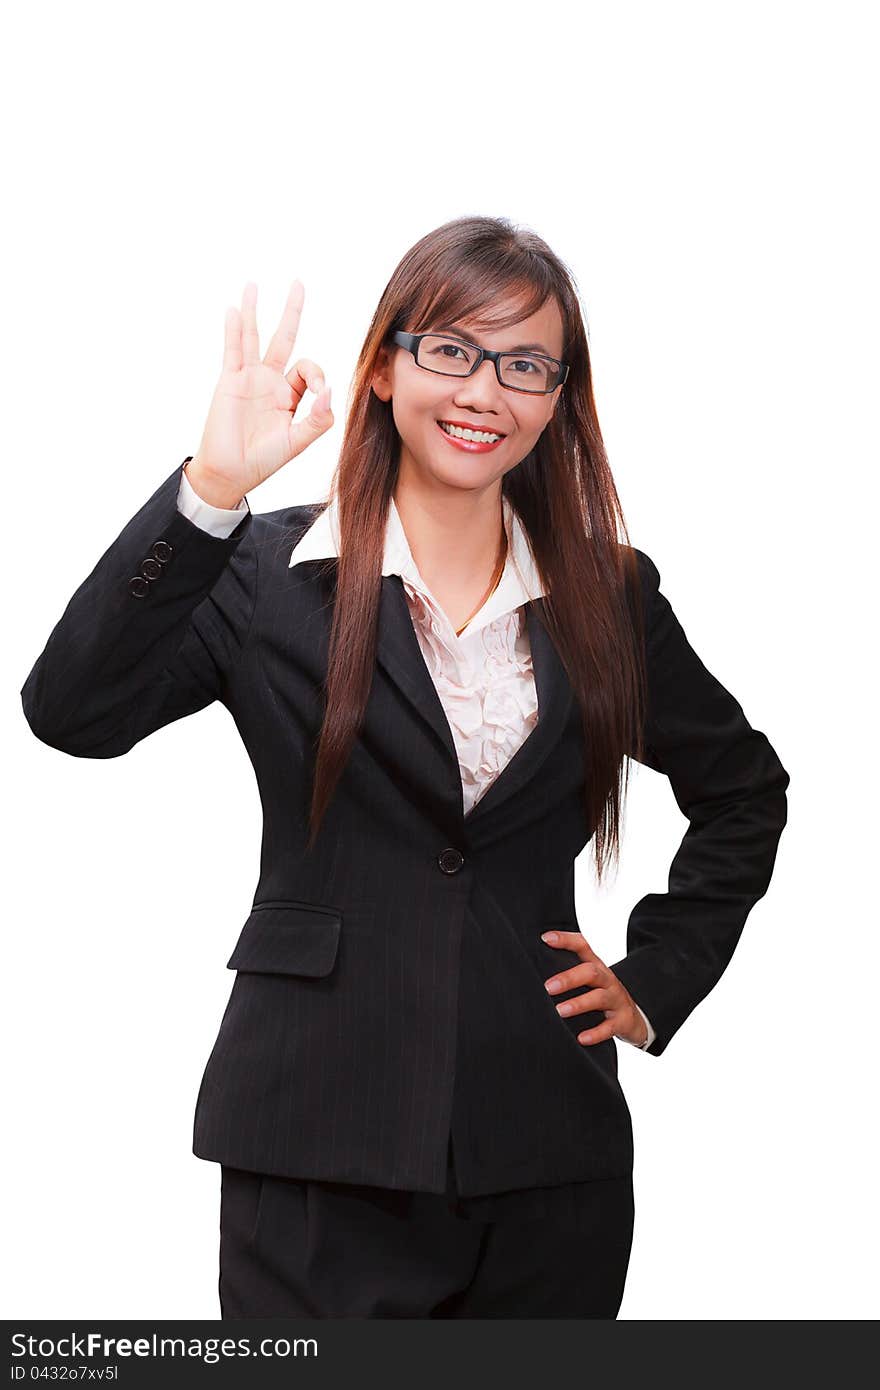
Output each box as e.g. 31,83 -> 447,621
128,575 -> 150,597
140,557 -> 162,580
437,847 -> 464,874
151,540 -> 173,563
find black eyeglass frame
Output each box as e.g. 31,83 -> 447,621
391,330 -> 569,395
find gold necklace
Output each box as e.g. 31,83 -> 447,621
454,524 -> 508,637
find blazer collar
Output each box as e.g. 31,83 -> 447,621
290,491 -> 547,636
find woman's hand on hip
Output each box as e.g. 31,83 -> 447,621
541,930 -> 648,1047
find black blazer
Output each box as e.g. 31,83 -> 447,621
20,457 -> 790,1198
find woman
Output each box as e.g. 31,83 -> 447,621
21,215 -> 790,1318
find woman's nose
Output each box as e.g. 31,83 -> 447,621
452,357 -> 505,407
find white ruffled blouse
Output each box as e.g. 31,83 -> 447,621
402,596 -> 537,817
388,504 -> 541,817
280,481 -> 548,817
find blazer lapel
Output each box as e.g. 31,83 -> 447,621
374,575 -> 458,764
374,576 -> 575,826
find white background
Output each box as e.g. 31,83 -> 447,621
4,0 -> 877,1320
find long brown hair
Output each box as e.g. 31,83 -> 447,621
299,215 -> 647,883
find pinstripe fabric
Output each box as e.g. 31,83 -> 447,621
20,456 -> 790,1200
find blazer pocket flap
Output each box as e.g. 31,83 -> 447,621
226,903 -> 342,976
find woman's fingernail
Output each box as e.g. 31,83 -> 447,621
541,932 -> 557,943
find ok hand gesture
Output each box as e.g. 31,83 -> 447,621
188,280 -> 333,508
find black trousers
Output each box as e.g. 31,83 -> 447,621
218,1141 -> 635,1319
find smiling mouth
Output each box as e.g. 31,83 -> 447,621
436,419 -> 507,445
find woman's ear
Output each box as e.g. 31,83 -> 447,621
371,346 -> 393,402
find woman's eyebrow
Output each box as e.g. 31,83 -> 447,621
432,323 -> 555,355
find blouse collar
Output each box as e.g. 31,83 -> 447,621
290,491 -> 546,638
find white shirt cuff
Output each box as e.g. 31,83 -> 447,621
620,1001 -> 656,1050
177,461 -> 250,538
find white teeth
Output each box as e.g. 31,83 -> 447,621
439,421 -> 503,443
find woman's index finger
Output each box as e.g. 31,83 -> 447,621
263,279 -> 305,374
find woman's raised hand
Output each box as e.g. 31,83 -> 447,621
187,281 -> 333,508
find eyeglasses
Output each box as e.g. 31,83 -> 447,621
391,330 -> 569,395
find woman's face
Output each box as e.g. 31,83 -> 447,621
372,296 -> 566,495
